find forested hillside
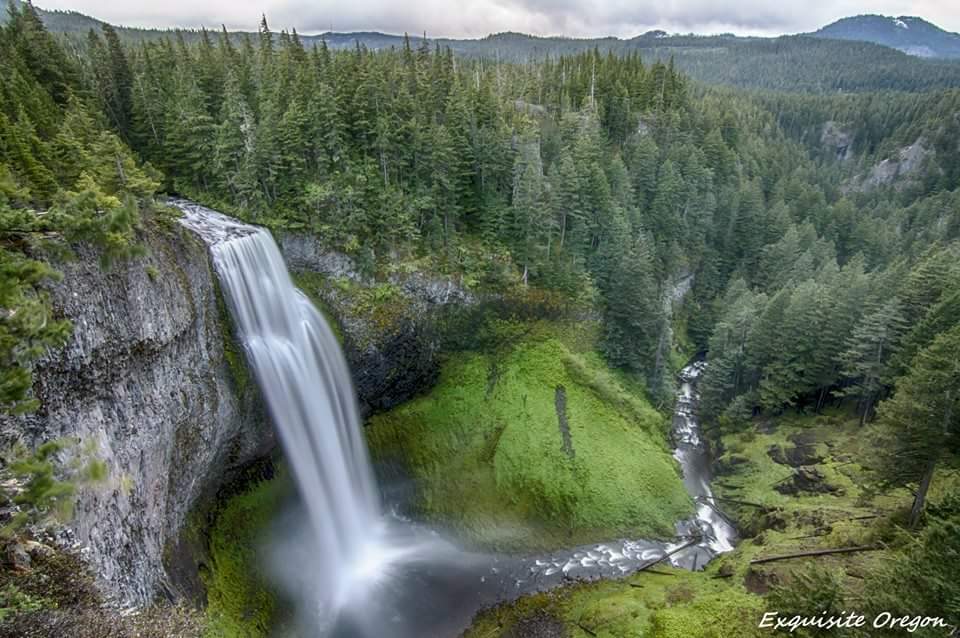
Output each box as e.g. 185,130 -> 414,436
1,2 -> 959,635
813,15 -> 960,59
4,0 -> 958,474
0,3 -> 161,415
10,0 -> 960,94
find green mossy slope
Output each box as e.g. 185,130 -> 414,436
202,477 -> 287,638
367,334 -> 693,551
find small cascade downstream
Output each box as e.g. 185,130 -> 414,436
670,362 -> 737,566
175,200 -> 735,637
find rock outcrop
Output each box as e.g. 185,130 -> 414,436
821,121 -> 855,162
0,225 -> 272,607
278,232 -> 474,416
844,137 -> 933,193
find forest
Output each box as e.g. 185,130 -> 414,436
0,1 -> 959,636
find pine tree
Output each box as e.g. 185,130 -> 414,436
601,234 -> 662,376
100,24 -> 134,140
841,299 -> 908,425
876,326 -> 960,527
213,70 -> 257,205
509,136 -> 547,284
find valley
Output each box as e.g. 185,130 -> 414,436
0,2 -> 958,637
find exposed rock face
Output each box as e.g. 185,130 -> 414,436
277,232 -> 474,416
0,226 -> 272,607
0,221 -> 470,608
821,121 -> 855,161
277,232 -> 363,282
845,137 -> 933,192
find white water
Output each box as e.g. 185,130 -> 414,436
176,200 -> 735,635
669,362 -> 737,565
174,201 -> 392,612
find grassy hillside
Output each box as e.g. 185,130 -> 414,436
366,326 -> 693,551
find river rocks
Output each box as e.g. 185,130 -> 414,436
0,225 -> 272,606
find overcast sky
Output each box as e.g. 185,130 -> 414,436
41,0 -> 960,39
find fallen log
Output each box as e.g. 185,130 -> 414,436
635,536 -> 701,573
643,568 -> 677,576
704,495 -> 774,510
750,545 -> 881,565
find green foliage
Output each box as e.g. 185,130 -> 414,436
0,3 -> 161,417
863,509 -> 960,634
0,583 -> 52,623
203,477 -> 287,638
0,243 -> 70,414
0,438 -> 107,537
367,332 -> 692,550
874,325 -> 960,523
767,566 -> 847,636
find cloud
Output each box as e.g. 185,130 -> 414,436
41,0 -> 960,38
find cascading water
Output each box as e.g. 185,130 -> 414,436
176,199 -> 736,636
669,361 -> 737,569
174,201 -> 393,613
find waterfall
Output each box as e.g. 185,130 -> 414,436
175,199 -> 735,636
174,201 -> 383,610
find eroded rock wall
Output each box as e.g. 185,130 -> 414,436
0,225 -> 272,606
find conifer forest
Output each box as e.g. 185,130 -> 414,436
0,1 -> 959,637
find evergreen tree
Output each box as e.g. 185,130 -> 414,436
876,326 -> 960,527
840,299 -> 908,425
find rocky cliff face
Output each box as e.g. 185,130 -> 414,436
279,232 -> 474,416
0,220 -> 469,609
0,224 -> 272,607
844,137 -> 933,193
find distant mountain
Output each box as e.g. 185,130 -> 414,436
7,2 -> 960,94
813,15 -> 960,59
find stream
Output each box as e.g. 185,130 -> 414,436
174,200 -> 736,637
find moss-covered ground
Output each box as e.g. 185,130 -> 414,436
464,404 -> 960,637
465,560 -> 765,638
202,475 -> 290,638
366,325 -> 693,551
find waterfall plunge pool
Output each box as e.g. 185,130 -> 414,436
175,200 -> 736,637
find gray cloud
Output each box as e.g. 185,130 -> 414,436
42,0 -> 960,38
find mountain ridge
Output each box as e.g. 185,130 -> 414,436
812,14 -> 960,59
5,2 -> 960,93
